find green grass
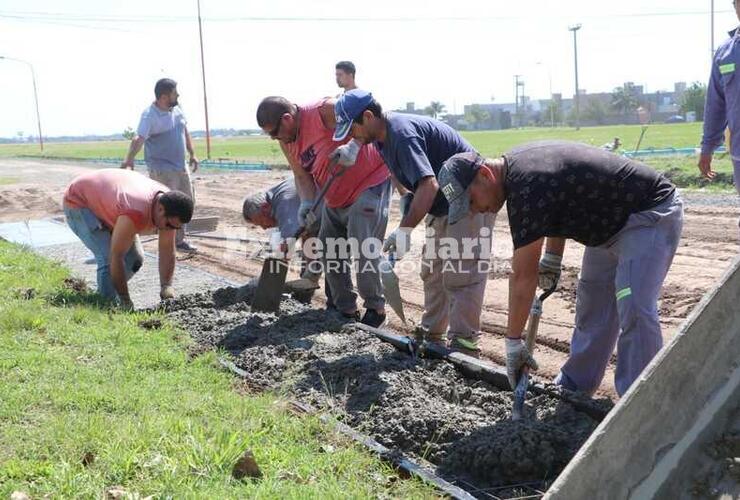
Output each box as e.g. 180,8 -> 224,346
0,241 -> 435,498
0,176 -> 18,185
0,122 -> 734,190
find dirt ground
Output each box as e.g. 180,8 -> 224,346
1,158 -> 737,398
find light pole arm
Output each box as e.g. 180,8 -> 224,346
1,56 -> 43,151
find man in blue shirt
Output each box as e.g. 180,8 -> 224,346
700,0 -> 740,203
332,90 -> 494,356
122,78 -> 199,252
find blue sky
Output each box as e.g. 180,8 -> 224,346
0,0 -> 736,137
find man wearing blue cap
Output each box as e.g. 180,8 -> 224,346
437,141 -> 683,396
332,90 -> 494,356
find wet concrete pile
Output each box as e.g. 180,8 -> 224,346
163,285 -> 607,492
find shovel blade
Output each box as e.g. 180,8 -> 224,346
252,258 -> 290,313
380,259 -> 406,323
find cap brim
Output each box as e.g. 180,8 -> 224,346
333,120 -> 351,142
447,189 -> 471,225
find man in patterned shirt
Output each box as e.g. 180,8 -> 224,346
438,141 -> 683,397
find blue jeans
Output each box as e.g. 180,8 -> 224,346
63,206 -> 144,301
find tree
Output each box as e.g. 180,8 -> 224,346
543,100 -> 563,126
424,101 -> 446,119
464,104 -> 490,130
611,84 -> 639,114
583,99 -> 609,125
680,82 -> 707,118
122,126 -> 135,140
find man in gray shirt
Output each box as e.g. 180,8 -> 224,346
122,78 -> 199,252
243,178 -> 328,298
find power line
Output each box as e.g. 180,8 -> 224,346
0,9 -> 734,24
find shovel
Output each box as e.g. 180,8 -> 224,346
512,283 -> 557,421
251,160 -> 342,313
380,252 -> 406,323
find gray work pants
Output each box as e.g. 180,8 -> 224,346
555,192 -> 684,396
149,168 -> 195,245
319,180 -> 390,313
420,212 -> 495,343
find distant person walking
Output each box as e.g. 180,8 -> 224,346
700,0 -> 740,211
122,78 -> 199,253
335,61 -> 357,93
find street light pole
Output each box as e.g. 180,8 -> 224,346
197,0 -> 211,159
536,61 -> 555,128
0,56 -> 43,151
568,24 -> 582,131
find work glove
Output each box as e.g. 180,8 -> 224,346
118,294 -> 135,311
298,200 -> 314,226
328,139 -> 361,167
538,252 -> 562,291
505,337 -> 538,390
400,192 -> 414,218
382,227 -> 413,259
160,285 -> 175,300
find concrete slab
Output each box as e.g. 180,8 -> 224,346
545,257 -> 740,499
0,219 -> 80,247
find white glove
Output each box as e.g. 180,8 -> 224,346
160,285 -> 175,300
383,227 -> 413,259
298,200 -> 314,226
328,140 -> 361,167
505,337 -> 539,390
538,252 -> 562,291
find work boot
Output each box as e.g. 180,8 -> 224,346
360,309 -> 386,328
448,336 -> 481,358
176,241 -> 198,253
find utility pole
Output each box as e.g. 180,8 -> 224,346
0,56 -> 43,151
568,24 -> 582,130
197,0 -> 211,159
514,75 -> 525,127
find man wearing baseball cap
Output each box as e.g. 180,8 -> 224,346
333,89 -> 494,356
256,95 -> 391,327
438,141 -> 683,396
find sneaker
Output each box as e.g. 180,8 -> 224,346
360,309 -> 386,328
448,337 -> 481,358
176,241 -> 198,253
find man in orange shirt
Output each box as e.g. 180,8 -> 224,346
256,95 -> 390,327
63,168 -> 194,310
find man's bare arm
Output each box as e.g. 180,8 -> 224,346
185,126 -> 199,172
158,228 -> 176,287
399,176 -> 437,228
109,216 -> 138,299
506,238 -> 545,338
544,237 -> 566,257
122,136 -> 145,169
280,141 -> 316,201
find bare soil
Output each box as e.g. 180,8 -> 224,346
1,158 -> 737,398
